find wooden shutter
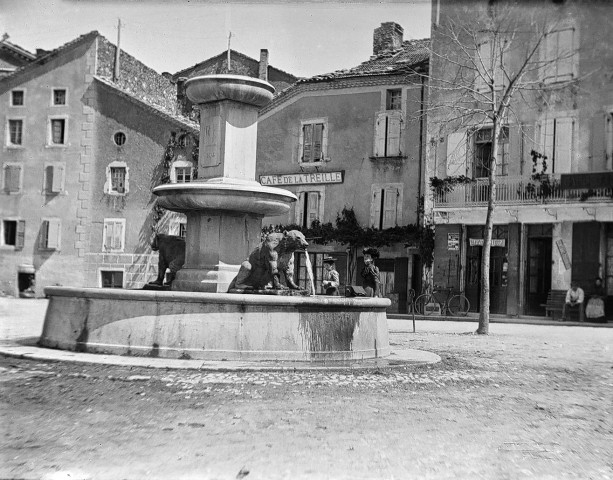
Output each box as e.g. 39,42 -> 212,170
556,28 -> 575,82
370,187 -> 382,229
374,113 -> 387,157
40,221 -> 49,249
5,165 -> 21,192
306,192 -> 319,226
386,112 -> 402,156
554,118 -> 574,173
476,42 -> 490,93
15,220 -> 25,249
539,118 -> 555,165
382,186 -> 399,229
113,222 -> 123,250
51,164 -> 64,193
543,31 -> 557,84
312,124 -> 324,161
606,113 -> 613,171
46,219 -> 60,249
302,124 -> 313,162
446,132 -> 467,176
296,192 -> 305,226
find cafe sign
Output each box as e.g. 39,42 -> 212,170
470,238 -> 506,247
260,171 -> 344,186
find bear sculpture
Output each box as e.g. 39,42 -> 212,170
228,230 -> 309,291
148,233 -> 186,286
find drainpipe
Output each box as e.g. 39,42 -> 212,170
418,73 -> 426,223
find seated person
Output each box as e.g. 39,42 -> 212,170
585,277 -> 606,322
562,281 -> 584,322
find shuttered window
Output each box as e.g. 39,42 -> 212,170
45,164 -> 65,193
446,132 -> 468,176
301,123 -> 325,163
50,119 -> 66,144
370,184 -> 403,230
542,27 -> 577,84
3,164 -> 22,193
103,219 -> 126,252
537,117 -> 574,173
475,41 -> 505,93
8,120 -> 23,145
3,219 -> 25,248
296,191 -> 322,228
374,111 -> 402,157
605,112 -> 612,171
40,218 -> 61,250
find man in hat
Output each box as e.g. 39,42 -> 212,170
322,255 -> 340,296
361,247 -> 381,297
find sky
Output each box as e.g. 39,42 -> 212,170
0,0 -> 432,78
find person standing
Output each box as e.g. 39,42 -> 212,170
360,247 -> 381,297
322,256 -> 340,296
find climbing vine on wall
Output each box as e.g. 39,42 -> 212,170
429,175 -> 474,194
262,207 -> 435,268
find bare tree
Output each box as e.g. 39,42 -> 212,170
425,1 -> 586,334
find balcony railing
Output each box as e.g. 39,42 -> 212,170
434,174 -> 613,208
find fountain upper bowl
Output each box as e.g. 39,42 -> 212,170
185,74 -> 275,107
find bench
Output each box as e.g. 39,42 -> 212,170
541,289 -> 581,321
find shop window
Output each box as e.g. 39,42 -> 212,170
374,111 -> 402,157
2,163 -> 23,194
105,162 -> 129,195
7,119 -> 23,146
40,218 -> 61,250
52,89 -> 67,106
114,131 -> 126,146
2,219 -> 25,249
295,188 -> 324,228
370,184 -> 402,230
100,270 -> 124,289
48,117 -> 67,145
43,163 -> 65,194
103,218 -> 126,252
536,117 -> 575,173
11,90 -> 24,106
299,119 -> 328,163
541,25 -> 577,84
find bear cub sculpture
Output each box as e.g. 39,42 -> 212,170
148,233 -> 186,286
229,230 -> 309,291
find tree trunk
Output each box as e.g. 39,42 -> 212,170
477,122 -> 501,335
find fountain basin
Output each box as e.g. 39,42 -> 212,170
185,74 -> 275,107
40,287 -> 392,362
153,180 -> 296,216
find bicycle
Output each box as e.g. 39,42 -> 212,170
414,286 -> 470,316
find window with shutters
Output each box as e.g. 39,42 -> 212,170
2,163 -> 23,194
11,90 -> 25,107
471,126 -> 509,178
295,187 -> 325,228
475,40 -> 505,93
52,89 -> 67,106
299,119 -> 328,163
47,116 -> 67,146
541,26 -> 577,84
43,163 -> 66,194
100,270 -> 124,289
40,218 -> 61,250
7,119 -> 23,146
105,161 -> 129,195
370,183 -> 403,230
536,116 -> 575,173
373,111 -> 403,158
103,218 -> 126,252
606,111 -> 613,171
2,219 -> 25,249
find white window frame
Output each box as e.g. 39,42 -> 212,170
541,24 -> 578,85
170,158 -> 193,183
47,115 -> 69,147
1,218 -> 25,249
98,268 -> 126,289
169,214 -> 188,238
42,162 -> 66,194
298,118 -> 329,164
39,218 -> 61,251
294,185 -> 325,228
469,125 -> 510,178
10,89 -> 26,107
386,88 -> 403,111
536,113 -> 577,174
103,218 -> 126,252
370,183 -> 403,230
6,117 -> 25,148
51,87 -> 68,107
2,162 -> 23,194
104,161 -> 129,195
113,131 -> 127,146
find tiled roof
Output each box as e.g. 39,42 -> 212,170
0,38 -> 36,61
93,76 -> 198,133
299,38 -> 430,83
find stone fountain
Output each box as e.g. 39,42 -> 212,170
39,74 -> 391,362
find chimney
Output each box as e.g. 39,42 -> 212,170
373,22 -> 404,56
259,49 -> 269,81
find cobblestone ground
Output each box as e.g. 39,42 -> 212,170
0,302 -> 612,480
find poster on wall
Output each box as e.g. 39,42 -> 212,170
556,239 -> 571,270
447,233 -> 460,251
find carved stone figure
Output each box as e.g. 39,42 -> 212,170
149,233 -> 186,286
229,230 -> 309,291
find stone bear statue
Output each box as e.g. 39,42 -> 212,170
149,233 -> 186,286
229,230 -> 309,291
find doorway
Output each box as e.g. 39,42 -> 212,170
525,227 -> 552,315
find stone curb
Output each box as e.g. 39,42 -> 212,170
387,314 -> 612,328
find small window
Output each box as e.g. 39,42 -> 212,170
300,120 -> 328,163
114,132 -> 126,146
11,90 -> 24,106
40,218 -> 61,250
175,166 -> 192,183
53,89 -> 66,106
2,219 -> 25,248
110,167 -> 126,193
8,119 -> 23,146
179,222 -> 187,239
386,89 -> 402,110
50,119 -> 66,144
103,218 -> 126,252
101,270 -> 124,288
3,164 -> 23,193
